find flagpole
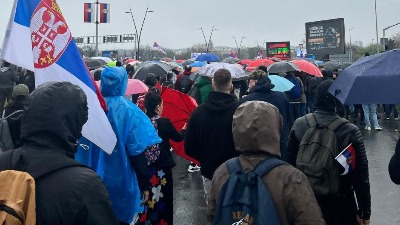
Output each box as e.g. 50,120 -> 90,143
95,0 -> 99,56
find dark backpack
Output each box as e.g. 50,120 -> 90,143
213,157 -> 287,225
178,75 -> 192,94
296,114 -> 348,195
285,76 -> 302,100
0,110 -> 23,152
188,84 -> 201,104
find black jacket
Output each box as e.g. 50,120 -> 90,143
389,137 -> 400,184
0,82 -> 119,225
4,97 -> 27,148
185,91 -> 239,180
0,67 -> 19,91
153,117 -> 184,168
287,110 -> 371,221
238,77 -> 291,160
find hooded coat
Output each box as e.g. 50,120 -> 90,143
185,91 -> 239,180
194,76 -> 212,104
287,80 -> 371,224
207,101 -> 325,225
0,82 -> 119,225
98,67 -> 161,223
238,76 -> 291,160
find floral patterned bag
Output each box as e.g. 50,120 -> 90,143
144,116 -> 161,164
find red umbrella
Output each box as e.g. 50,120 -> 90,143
160,88 -> 199,165
291,59 -> 323,77
238,59 -> 253,65
95,79 -> 148,95
125,59 -> 138,64
176,59 -> 185,64
246,59 -> 275,72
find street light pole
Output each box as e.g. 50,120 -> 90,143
232,36 -> 239,55
349,28 -> 354,62
238,34 -> 246,58
374,0 -> 379,53
199,27 -> 208,52
95,0 -> 99,56
383,22 -> 400,50
137,7 -> 153,60
125,8 -> 138,59
206,26 -> 217,53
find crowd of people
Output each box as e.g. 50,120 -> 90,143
0,57 -> 399,225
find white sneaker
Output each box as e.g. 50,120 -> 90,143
365,126 -> 371,130
375,126 -> 383,131
188,165 -> 201,173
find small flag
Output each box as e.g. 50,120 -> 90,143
257,52 -> 264,59
153,42 -> 166,55
335,143 -> 356,175
2,0 -> 117,154
99,3 -> 110,23
84,3 -> 95,23
229,51 -> 238,58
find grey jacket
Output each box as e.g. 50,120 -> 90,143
0,67 -> 19,91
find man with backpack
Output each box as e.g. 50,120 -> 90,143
175,65 -> 194,94
0,82 -> 120,225
207,101 -> 325,225
287,80 -> 371,225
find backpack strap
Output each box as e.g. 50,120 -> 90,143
253,157 -> 287,177
3,110 -> 23,120
327,117 -> 348,132
305,113 -> 317,128
225,157 -> 243,175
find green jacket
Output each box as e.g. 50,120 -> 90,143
195,76 -> 212,104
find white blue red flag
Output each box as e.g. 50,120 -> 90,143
1,0 -> 117,154
99,3 -> 110,23
83,3 -> 95,23
335,143 -> 356,175
153,42 -> 166,55
229,51 -> 238,58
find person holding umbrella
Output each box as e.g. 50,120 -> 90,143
141,92 -> 186,225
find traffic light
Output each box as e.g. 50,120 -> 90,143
87,37 -> 91,44
103,36 -> 107,43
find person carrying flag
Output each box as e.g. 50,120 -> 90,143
287,80 -> 371,225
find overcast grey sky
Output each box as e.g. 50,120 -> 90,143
1,0 -> 400,51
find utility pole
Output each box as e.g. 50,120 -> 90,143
95,0 -> 99,56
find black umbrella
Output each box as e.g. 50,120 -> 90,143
221,57 -> 240,64
337,62 -> 352,70
321,61 -> 339,71
133,62 -> 172,81
182,59 -> 194,67
267,61 -> 300,74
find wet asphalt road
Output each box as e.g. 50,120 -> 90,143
172,116 -> 400,225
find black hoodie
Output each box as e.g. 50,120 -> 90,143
0,82 -> 119,225
185,91 -> 239,179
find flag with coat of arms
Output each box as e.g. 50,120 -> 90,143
153,42 -> 166,55
1,0 -> 117,154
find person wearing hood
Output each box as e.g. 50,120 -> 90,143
185,68 -> 239,203
207,101 -> 325,225
238,68 -> 291,161
194,76 -> 212,104
0,61 -> 20,113
287,80 -> 371,225
98,67 -> 161,225
175,65 -> 194,93
0,81 -> 120,225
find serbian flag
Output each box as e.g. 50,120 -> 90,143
153,42 -> 166,55
83,3 -> 95,23
335,143 -> 356,175
230,51 -> 238,58
1,0 -> 117,154
99,3 -> 110,23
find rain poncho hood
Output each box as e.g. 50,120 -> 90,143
21,81 -> 88,157
98,67 -> 161,223
232,101 -> 282,156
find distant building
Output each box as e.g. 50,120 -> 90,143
353,41 -> 363,48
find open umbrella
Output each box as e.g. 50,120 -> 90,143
160,88 -> 199,165
221,57 -> 240,64
337,62 -> 352,70
190,61 -> 207,68
182,59 -> 195,67
176,59 -> 185,64
269,75 -> 295,92
247,59 -> 275,72
291,59 -> 323,77
321,61 -> 339,71
161,57 -> 173,62
195,53 -> 220,62
198,63 -> 246,80
96,79 -> 148,95
267,61 -> 300,74
328,49 -> 400,104
133,62 -> 172,81
238,59 -> 253,66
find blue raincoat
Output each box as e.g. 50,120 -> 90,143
97,67 -> 161,223
75,137 -> 100,170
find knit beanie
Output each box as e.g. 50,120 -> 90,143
315,79 -> 335,112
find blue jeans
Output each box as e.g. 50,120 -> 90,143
362,104 -> 380,128
384,104 -> 399,119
